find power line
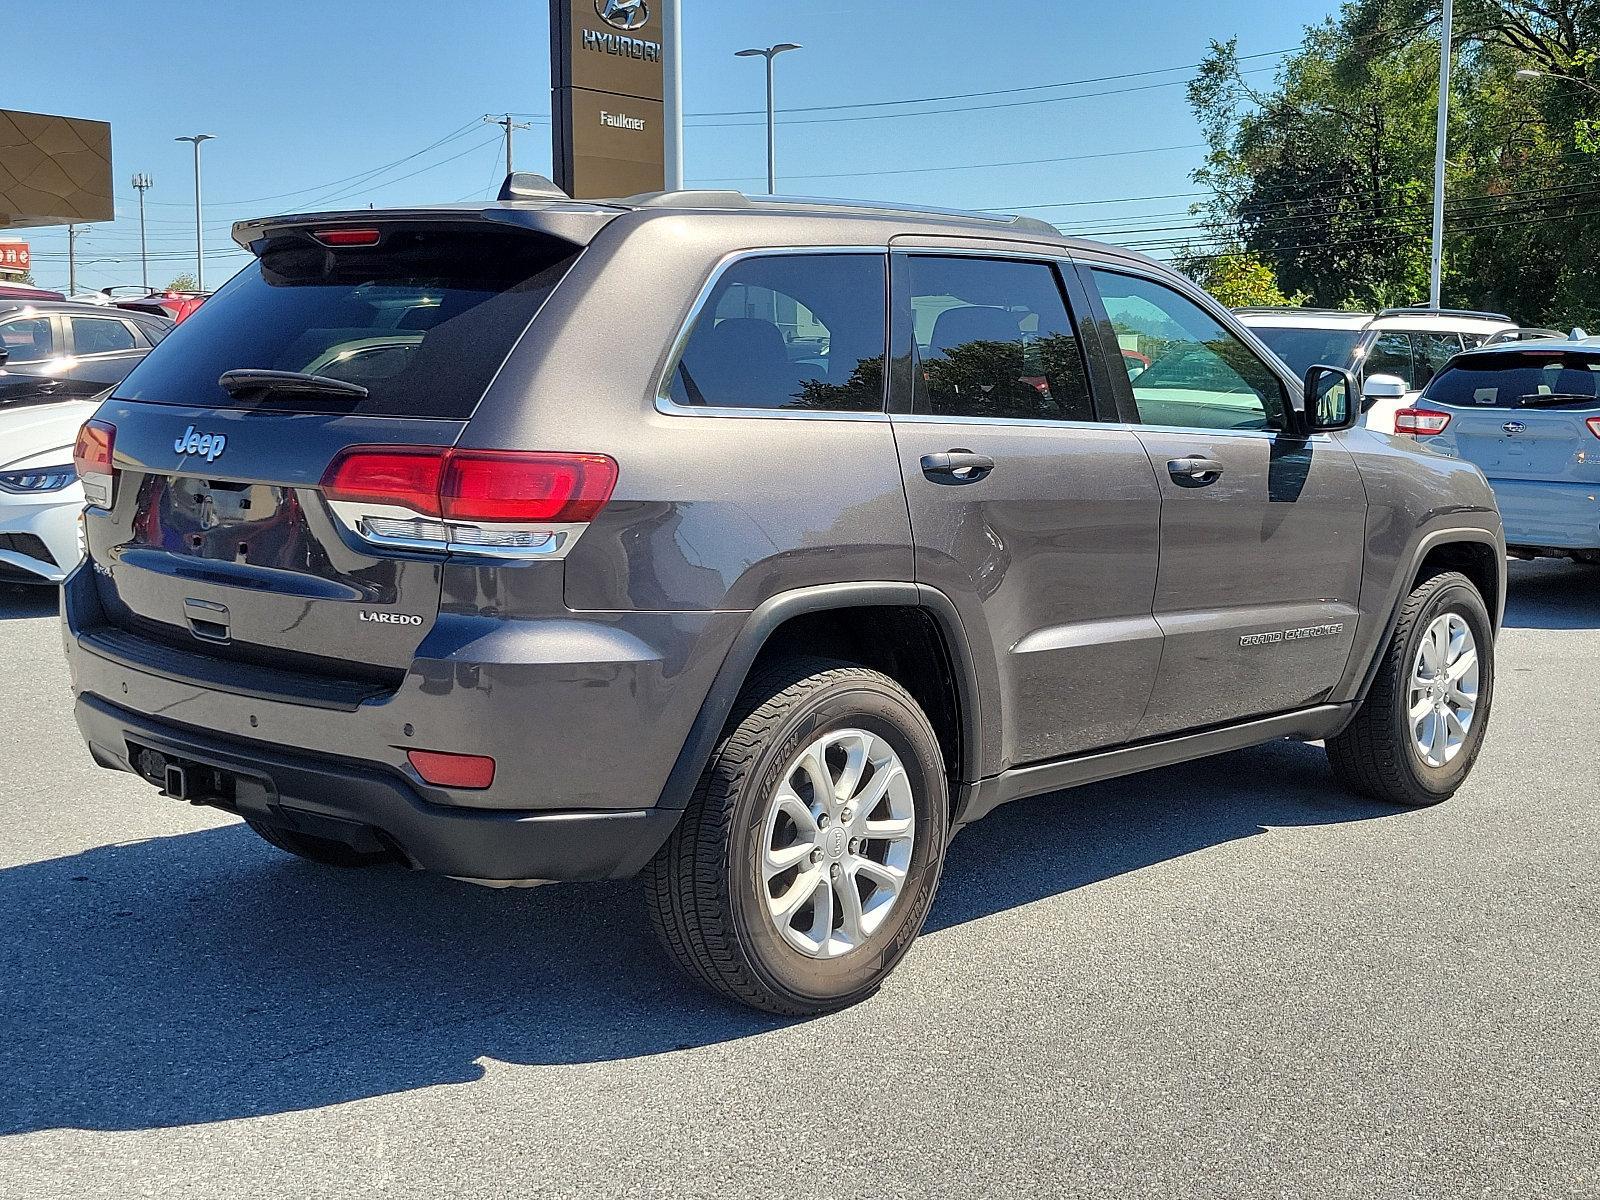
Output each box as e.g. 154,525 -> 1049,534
690,145 -> 1205,186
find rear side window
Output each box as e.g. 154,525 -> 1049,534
1425,351 -> 1600,409
116,228 -> 579,418
71,316 -> 138,355
667,253 -> 886,412
1365,332 -> 1415,388
1413,331 -> 1464,387
906,255 -> 1093,422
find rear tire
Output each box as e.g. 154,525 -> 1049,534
644,657 -> 949,1016
245,817 -> 389,868
1327,570 -> 1494,806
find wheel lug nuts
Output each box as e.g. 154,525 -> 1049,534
810,847 -> 824,864
830,864 -> 842,879
841,807 -> 853,822
849,838 -> 860,853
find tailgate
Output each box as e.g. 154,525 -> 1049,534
1437,403 -> 1600,484
86,401 -> 463,677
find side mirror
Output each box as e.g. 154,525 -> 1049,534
1304,364 -> 1359,432
1360,372 -> 1408,412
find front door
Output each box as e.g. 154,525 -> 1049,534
1081,265 -> 1367,739
888,249 -> 1163,773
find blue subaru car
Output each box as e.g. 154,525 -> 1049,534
1396,336 -> 1600,560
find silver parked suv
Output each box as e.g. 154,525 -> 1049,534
63,179 -> 1506,1014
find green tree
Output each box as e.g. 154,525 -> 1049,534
165,272 -> 199,292
1183,249 -> 1303,307
1187,0 -> 1600,325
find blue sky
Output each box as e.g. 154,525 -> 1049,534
11,0 -> 1336,293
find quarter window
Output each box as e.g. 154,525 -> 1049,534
71,316 -> 138,355
1412,331 -> 1463,387
906,256 -> 1092,422
1089,270 -> 1286,431
0,316 -> 54,363
667,254 -> 886,412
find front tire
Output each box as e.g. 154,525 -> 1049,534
645,658 -> 949,1015
1327,570 -> 1494,806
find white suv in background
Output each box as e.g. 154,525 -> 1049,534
1236,307 -> 1515,433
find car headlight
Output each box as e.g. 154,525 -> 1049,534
0,464 -> 78,494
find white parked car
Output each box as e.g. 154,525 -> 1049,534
0,397 -> 97,584
1235,306 -> 1516,433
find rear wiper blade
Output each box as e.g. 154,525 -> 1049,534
1515,392 -> 1598,408
218,369 -> 368,402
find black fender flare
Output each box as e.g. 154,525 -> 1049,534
654,582 -> 986,811
1339,523 -> 1506,715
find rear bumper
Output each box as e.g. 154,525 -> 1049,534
75,692 -> 680,881
1489,477 -> 1600,550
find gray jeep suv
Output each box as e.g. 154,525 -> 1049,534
62,180 -> 1505,1014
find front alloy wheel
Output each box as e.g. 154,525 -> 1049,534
1409,612 -> 1480,768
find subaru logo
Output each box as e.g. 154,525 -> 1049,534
594,0 -> 648,30
173,425 -> 228,463
1502,421 -> 1526,435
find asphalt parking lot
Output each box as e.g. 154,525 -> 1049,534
2,560 -> 1596,1199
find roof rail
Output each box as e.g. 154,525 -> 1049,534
615,189 -> 1062,236
1375,305 -> 1512,322
1233,306 -> 1370,316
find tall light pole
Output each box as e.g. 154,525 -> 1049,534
174,134 -> 215,290
1427,0 -> 1453,309
735,43 -> 802,194
1515,67 -> 1600,96
67,224 -> 80,295
131,173 -> 154,291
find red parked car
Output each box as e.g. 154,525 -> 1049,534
114,288 -> 210,324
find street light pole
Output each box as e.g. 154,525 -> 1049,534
67,224 -> 80,295
131,173 -> 154,291
1428,0 -> 1453,309
174,134 -> 215,291
735,43 -> 802,194
1515,67 -> 1600,96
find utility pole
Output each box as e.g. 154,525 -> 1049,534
67,224 -> 80,295
131,173 -> 154,291
735,44 -> 802,194
662,0 -> 683,190
174,134 -> 216,291
1428,0 -> 1453,309
484,113 -> 533,177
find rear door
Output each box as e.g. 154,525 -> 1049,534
888,245 -> 1163,771
81,219 -> 585,684
65,313 -> 152,397
1080,263 -> 1366,738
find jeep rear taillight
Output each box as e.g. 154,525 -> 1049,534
73,419 -> 116,509
320,446 -> 618,558
1394,408 -> 1452,437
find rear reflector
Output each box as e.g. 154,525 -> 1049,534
407,749 -> 496,789
322,447 -> 618,523
1394,408 -> 1452,436
313,228 -> 382,247
73,419 -> 116,508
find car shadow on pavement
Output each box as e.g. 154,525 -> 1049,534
1501,558 -> 1600,630
0,583 -> 57,620
0,738 -> 1394,1134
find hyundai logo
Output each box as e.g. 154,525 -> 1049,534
595,0 -> 648,30
1503,421 -> 1526,435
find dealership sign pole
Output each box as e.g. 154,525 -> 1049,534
550,0 -> 666,198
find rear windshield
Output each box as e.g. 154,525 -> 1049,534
115,227 -> 578,418
1424,350 -> 1600,409
1247,325 -> 1364,378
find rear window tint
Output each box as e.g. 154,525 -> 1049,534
1426,351 -> 1600,409
115,228 -> 578,418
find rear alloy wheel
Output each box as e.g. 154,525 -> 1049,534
1328,570 -> 1495,806
645,658 -> 948,1015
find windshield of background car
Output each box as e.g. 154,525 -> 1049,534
114,227 -> 579,417
1247,325 -> 1364,378
1423,350 -> 1600,409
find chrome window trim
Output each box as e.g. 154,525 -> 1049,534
653,245 -> 890,421
889,412 -> 1109,433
